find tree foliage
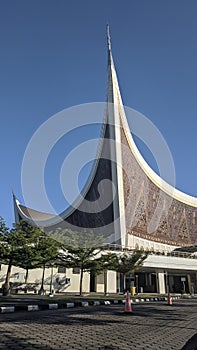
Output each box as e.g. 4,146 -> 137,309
0,219 -> 60,295
57,229 -> 107,295
0,216 -> 9,261
114,250 -> 149,290
115,250 -> 148,275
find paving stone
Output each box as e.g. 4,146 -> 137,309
0,300 -> 196,349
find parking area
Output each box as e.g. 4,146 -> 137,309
0,299 -> 196,349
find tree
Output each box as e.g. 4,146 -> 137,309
88,249 -> 148,295
0,220 -> 60,295
57,230 -> 106,295
0,220 -> 32,295
15,222 -> 61,293
35,234 -> 61,293
114,250 -> 148,291
0,216 -> 9,236
12,222 -> 45,283
0,216 -> 9,261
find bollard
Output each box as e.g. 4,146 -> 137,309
167,293 -> 172,305
124,291 -> 132,313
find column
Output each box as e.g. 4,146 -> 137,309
187,274 -> 191,294
157,270 -> 166,294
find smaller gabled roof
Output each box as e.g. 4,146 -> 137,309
19,204 -> 56,222
13,194 -> 56,225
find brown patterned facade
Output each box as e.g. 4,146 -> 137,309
120,124 -> 197,247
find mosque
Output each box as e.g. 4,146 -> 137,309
10,28 -> 197,294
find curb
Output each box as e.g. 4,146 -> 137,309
0,296 -> 180,314
0,306 -> 15,313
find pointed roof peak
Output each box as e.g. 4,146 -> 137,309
12,190 -> 16,200
107,24 -> 111,52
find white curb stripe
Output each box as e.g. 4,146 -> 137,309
66,303 -> 75,308
28,305 -> 39,311
48,304 -> 58,310
81,302 -> 89,307
0,306 -> 15,313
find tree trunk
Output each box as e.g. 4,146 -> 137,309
38,265 -> 45,295
104,269 -> 108,295
122,273 -> 125,292
79,268 -> 84,296
25,269 -> 29,284
3,259 -> 12,296
49,266 -> 54,295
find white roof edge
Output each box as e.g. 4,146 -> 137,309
120,108 -> 197,208
15,198 -> 34,221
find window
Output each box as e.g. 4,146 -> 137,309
72,268 -> 80,274
58,266 -> 66,274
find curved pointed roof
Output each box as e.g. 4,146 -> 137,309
14,28 -> 197,247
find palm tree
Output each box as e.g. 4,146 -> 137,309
114,250 -> 148,292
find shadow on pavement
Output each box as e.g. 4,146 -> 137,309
181,333 -> 197,350
0,332 -> 52,350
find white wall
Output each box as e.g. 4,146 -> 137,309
0,265 -> 90,294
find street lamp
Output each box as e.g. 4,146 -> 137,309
135,275 -> 138,294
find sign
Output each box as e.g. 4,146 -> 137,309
181,277 -> 186,282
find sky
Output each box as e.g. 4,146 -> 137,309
0,0 -> 197,227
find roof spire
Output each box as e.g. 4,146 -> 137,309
107,24 -> 111,52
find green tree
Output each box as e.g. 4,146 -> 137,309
0,221 -> 34,295
0,216 -> 9,261
58,230 -> 106,295
0,220 -> 60,295
15,222 -> 61,293
12,222 -> 45,283
114,250 -> 148,291
35,234 -> 61,294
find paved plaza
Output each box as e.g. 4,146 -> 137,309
0,299 -> 197,350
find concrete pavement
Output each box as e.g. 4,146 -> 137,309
0,299 -> 197,349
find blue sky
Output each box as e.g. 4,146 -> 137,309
0,0 -> 197,227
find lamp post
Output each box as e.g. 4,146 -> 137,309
135,275 -> 138,294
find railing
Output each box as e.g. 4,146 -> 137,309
102,243 -> 197,259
